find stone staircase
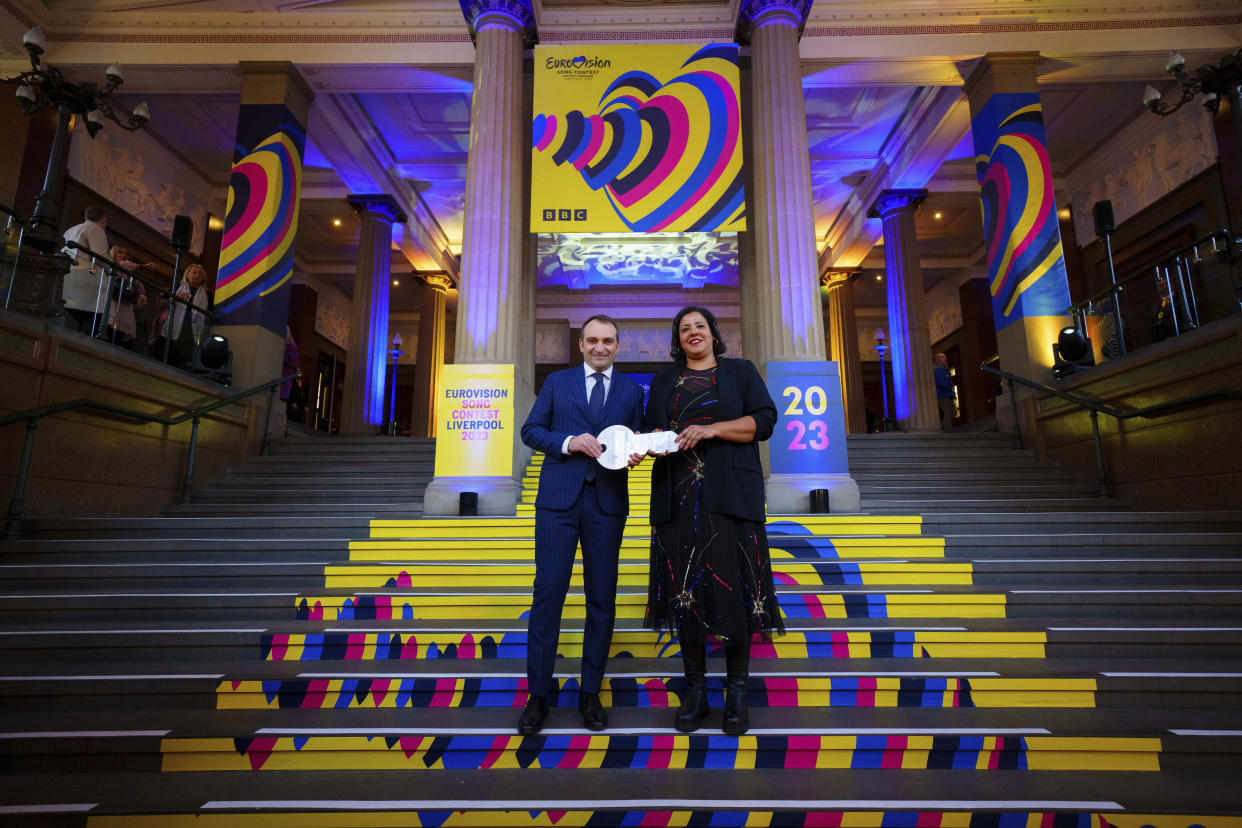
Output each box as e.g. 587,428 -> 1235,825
169,433 -> 435,518
848,431 -> 1127,513
2,433 -> 1242,825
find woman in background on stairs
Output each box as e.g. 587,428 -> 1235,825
643,306 -> 781,736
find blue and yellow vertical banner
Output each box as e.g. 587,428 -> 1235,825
531,44 -> 745,233
434,364 -> 515,479
215,103 -> 305,332
971,93 -> 1072,333
766,361 -> 849,476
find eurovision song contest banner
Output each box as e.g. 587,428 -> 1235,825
433,364 -> 515,479
531,44 -> 746,234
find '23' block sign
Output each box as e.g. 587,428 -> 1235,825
765,361 -> 849,476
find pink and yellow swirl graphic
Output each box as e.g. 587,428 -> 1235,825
972,94 -> 1071,331
216,128 -> 303,316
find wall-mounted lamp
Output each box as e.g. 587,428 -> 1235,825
1143,48 -> 1240,118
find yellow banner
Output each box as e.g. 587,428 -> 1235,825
531,44 -> 745,234
433,364 -> 514,478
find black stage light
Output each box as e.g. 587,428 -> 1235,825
193,334 -> 233,385
1052,326 -> 1095,379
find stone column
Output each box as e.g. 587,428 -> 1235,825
745,0 -> 825,365
339,194 -> 406,435
963,53 -> 1074,435
823,270 -> 866,434
424,0 -> 533,515
741,0 -> 858,513
214,62 -> 313,393
868,189 -> 940,432
410,273 -> 451,438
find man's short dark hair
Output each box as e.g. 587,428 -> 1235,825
580,314 -> 619,339
83,206 -> 105,223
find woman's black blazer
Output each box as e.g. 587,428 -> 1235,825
644,357 -> 778,525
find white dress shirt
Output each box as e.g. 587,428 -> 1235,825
61,219 -> 110,312
561,363 -> 613,455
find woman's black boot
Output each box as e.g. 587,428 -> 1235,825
674,640 -> 710,732
722,642 -> 750,736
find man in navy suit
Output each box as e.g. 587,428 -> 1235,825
518,314 -> 645,734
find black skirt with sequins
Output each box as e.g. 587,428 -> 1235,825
644,366 -> 783,645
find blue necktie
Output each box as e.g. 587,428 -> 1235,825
586,372 -> 605,482
588,372 -> 605,420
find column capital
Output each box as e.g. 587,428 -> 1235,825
821,269 -> 862,289
421,272 -> 455,293
347,194 -> 408,225
238,61 -> 314,126
459,0 -> 536,44
737,0 -> 810,40
961,52 -> 1042,101
868,189 -> 928,220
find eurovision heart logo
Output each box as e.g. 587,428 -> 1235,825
532,44 -> 744,233
974,101 -> 1067,322
216,127 -> 303,316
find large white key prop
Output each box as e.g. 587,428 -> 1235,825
595,425 -> 679,470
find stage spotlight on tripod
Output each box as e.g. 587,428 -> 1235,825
193,334 -> 233,386
1052,326 -> 1095,379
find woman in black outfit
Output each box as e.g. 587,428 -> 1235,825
644,306 -> 780,735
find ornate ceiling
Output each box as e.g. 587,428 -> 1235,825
2,0 -> 1238,312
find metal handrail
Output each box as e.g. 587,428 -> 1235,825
981,363 -> 1242,498
58,239 -> 217,328
1066,229 -> 1235,317
2,202 -> 214,358
2,369 -> 301,539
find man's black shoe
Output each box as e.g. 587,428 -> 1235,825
578,692 -> 607,731
517,695 -> 549,735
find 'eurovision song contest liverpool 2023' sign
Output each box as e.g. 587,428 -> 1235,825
531,44 -> 746,234
434,364 -> 515,479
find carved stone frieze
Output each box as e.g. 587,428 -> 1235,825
1068,102 -> 1216,243
926,278 -> 964,345
68,128 -> 214,254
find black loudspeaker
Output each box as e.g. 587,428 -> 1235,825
1092,200 -> 1115,237
171,215 -> 193,250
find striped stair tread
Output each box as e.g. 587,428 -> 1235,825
213,674 -> 1096,710
320,561 -> 974,588
258,628 -> 1046,661
155,731 -> 1164,772
294,591 -> 1009,620
347,536 -> 948,559
367,516 -> 926,538
69,811 -> 1242,828
9,623 -> 1242,664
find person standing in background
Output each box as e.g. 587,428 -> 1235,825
106,244 -> 150,351
61,206 -> 110,334
934,353 -> 955,431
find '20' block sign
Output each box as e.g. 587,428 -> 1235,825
766,361 -> 849,476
